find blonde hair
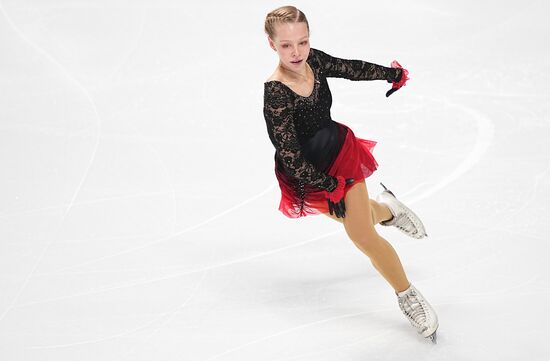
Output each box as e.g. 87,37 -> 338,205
264,5 -> 310,40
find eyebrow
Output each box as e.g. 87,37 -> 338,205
279,36 -> 309,42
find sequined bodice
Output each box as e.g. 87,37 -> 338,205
266,60 -> 333,144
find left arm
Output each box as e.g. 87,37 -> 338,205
311,47 -> 402,82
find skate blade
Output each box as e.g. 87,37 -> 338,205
427,331 -> 437,344
379,182 -> 395,197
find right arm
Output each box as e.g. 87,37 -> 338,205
263,82 -> 337,192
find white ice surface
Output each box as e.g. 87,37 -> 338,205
1,0 -> 549,360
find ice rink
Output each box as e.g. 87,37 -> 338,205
1,0 -> 549,360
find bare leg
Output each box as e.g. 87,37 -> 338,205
324,180 -> 409,293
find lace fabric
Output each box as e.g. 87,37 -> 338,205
311,47 -> 402,82
263,81 -> 338,192
263,47 -> 393,217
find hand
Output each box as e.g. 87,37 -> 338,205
386,60 -> 409,97
326,176 -> 355,218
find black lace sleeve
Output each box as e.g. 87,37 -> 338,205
311,47 -> 402,82
263,81 -> 337,192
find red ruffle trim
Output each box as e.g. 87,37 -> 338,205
274,121 -> 378,218
390,60 -> 409,89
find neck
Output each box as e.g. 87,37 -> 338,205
279,62 -> 309,80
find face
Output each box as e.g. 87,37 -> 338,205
269,22 -> 310,71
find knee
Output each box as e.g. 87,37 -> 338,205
350,230 -> 383,254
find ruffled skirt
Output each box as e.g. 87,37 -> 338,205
274,120 -> 378,218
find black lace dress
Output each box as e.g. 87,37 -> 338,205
263,47 -> 402,218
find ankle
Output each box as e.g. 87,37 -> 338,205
379,206 -> 395,224
395,282 -> 412,296
381,204 -> 394,223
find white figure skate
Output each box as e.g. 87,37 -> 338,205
397,283 -> 439,343
376,182 -> 428,239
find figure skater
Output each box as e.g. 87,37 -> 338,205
262,5 -> 439,342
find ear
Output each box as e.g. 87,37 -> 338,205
268,37 -> 276,51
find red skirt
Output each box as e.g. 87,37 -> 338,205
274,121 -> 378,218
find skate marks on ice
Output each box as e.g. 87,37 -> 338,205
402,96 -> 495,205
0,2 -> 282,349
27,269 -> 209,350
0,3 -> 105,325
35,181 -> 277,276
203,309 -> 396,361
15,225 -> 343,310
330,92 -> 495,206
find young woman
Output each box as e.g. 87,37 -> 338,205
262,6 -> 439,343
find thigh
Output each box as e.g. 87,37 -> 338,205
322,180 -> 375,227
323,210 -> 344,223
342,180 -> 377,242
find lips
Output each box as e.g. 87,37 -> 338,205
291,60 -> 302,64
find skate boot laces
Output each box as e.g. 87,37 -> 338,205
376,183 -> 427,239
384,210 -> 418,236
399,288 -> 428,331
397,284 -> 438,339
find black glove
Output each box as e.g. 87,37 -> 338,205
327,177 -> 355,218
